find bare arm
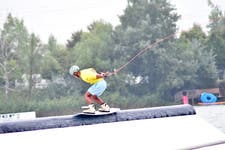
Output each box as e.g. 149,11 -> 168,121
96,72 -> 114,79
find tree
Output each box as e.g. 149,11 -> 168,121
0,14 -> 29,99
207,0 -> 225,69
180,24 -> 207,43
48,34 -> 57,52
41,35 -> 65,79
157,24 -> 217,99
66,30 -> 82,49
72,20 -> 115,71
174,38 -> 217,88
27,33 -> 44,99
207,0 -> 225,30
113,0 -> 180,97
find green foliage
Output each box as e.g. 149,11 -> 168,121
154,24 -> 217,100
112,0 -> 180,99
66,30 -> 82,49
207,0 -> 225,69
0,14 -> 30,99
48,35 -> 57,52
174,39 -> 217,88
41,35 -> 69,79
92,91 -> 169,110
0,96 -> 85,117
207,26 -> 225,69
72,20 -> 115,71
40,54 -> 62,79
1,14 -> 29,77
116,0 -> 179,68
180,24 -> 207,43
207,0 -> 224,30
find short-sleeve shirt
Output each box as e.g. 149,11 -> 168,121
79,68 -> 103,84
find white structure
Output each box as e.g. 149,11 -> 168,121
0,115 -> 224,149
0,112 -> 36,122
15,74 -> 66,89
15,74 -> 49,89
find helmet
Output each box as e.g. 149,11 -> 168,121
69,65 -> 80,75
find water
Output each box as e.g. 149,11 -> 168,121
194,105 -> 225,133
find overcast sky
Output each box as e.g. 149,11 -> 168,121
0,0 -> 225,44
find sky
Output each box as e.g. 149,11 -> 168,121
0,0 -> 225,44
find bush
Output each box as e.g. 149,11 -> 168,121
0,96 -> 85,117
0,89 -> 175,117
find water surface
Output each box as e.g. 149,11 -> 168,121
195,105 -> 225,133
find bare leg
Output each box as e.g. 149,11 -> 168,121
92,95 -> 104,105
84,91 -> 93,105
83,92 -> 96,113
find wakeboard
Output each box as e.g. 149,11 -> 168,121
76,108 -> 120,116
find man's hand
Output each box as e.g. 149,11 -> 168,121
98,71 -> 115,78
100,72 -> 110,77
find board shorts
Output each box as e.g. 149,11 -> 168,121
88,80 -> 107,97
